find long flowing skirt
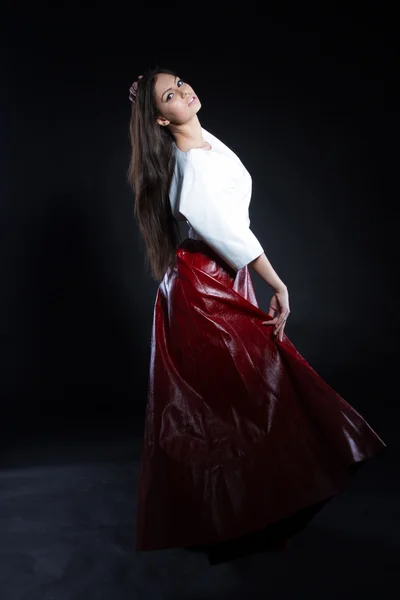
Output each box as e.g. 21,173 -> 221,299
135,237 -> 386,564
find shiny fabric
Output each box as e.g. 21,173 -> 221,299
135,237 -> 386,564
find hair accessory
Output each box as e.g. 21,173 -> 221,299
129,75 -> 144,103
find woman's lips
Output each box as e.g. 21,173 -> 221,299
188,96 -> 197,106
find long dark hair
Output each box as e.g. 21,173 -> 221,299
127,66 -> 183,282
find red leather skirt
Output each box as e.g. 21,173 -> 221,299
135,237 -> 386,564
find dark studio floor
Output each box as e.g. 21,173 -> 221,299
0,429 -> 398,600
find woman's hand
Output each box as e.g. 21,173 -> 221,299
262,286 -> 290,342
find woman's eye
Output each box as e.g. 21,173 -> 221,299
166,79 -> 184,101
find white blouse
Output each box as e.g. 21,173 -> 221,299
168,127 -> 264,271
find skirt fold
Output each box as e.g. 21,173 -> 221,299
135,238 -> 386,561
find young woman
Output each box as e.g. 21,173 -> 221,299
127,66 -> 386,565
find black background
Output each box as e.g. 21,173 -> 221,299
2,2 -> 398,448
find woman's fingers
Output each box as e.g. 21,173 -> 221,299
274,320 -> 285,337
262,317 -> 277,325
263,290 -> 290,341
276,314 -> 290,340
262,312 -> 289,327
262,312 -> 290,341
275,320 -> 286,341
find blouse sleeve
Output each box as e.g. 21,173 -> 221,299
177,149 -> 264,271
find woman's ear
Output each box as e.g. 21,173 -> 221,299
156,116 -> 170,127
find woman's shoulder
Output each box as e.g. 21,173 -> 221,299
174,138 -> 218,172
173,126 -> 220,159
173,126 -> 245,187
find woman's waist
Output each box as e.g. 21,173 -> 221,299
187,225 -> 203,240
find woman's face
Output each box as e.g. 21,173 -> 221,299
154,73 -> 201,126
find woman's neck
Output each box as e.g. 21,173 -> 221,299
170,118 -> 206,151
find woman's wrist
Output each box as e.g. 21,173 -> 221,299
273,283 -> 287,293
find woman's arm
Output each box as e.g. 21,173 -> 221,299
249,252 -> 287,293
